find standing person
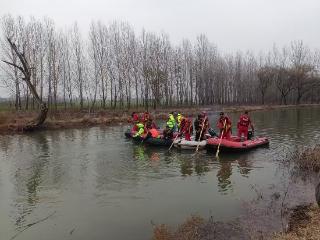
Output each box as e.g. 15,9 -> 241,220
131,112 -> 140,123
131,112 -> 140,132
179,117 -> 193,141
237,110 -> 254,141
194,113 -> 208,141
163,112 -> 176,139
142,111 -> 150,124
176,113 -> 183,131
200,111 -> 209,135
166,112 -> 176,131
194,114 -> 201,141
216,112 -> 232,139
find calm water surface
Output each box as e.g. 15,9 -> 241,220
1,107 -> 320,240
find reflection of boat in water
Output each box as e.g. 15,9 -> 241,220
206,136 -> 269,152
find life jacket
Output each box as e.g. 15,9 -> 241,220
166,114 -> 176,130
134,123 -> 145,137
177,114 -> 183,128
238,114 -> 250,127
149,128 -> 159,138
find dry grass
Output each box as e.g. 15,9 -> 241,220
295,145 -> 320,173
0,112 -> 9,125
0,107 -> 212,133
152,215 -> 205,240
273,205 -> 320,240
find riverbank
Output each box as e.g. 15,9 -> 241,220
1,103 -> 320,134
274,204 -> 320,240
152,145 -> 320,240
152,205 -> 320,240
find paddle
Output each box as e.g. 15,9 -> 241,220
168,132 -> 179,151
195,116 -> 207,153
215,119 -> 227,157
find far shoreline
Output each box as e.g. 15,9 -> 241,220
0,103 -> 319,135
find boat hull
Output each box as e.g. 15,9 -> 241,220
206,136 -> 269,152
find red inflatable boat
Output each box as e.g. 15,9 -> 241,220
206,136 -> 269,152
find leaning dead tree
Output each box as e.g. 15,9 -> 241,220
2,37 -> 48,131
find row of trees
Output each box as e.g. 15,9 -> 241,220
1,15 -> 320,111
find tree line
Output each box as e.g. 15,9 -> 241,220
1,15 -> 320,112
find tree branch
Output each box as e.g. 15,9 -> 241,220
2,60 -> 25,74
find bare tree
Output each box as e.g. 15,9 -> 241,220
2,38 -> 48,130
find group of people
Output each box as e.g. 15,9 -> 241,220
130,110 -> 254,141
216,111 -> 254,140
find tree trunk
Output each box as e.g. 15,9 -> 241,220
3,38 -> 48,131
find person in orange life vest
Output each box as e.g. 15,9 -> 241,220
216,112 -> 232,139
179,117 -> 193,141
237,111 -> 254,140
146,121 -> 160,138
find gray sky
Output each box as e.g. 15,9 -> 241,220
1,0 -> 320,97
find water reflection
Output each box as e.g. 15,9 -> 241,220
12,132 -> 51,229
217,160 -> 233,194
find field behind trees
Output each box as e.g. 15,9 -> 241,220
1,15 -> 320,112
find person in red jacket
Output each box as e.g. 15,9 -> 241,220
179,117 -> 193,141
142,111 -> 150,123
216,112 -> 232,139
237,111 -> 254,140
131,112 -> 140,132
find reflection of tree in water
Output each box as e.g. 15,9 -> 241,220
180,159 -> 193,176
13,132 -> 51,228
0,135 -> 13,154
194,159 -> 210,175
237,157 -> 252,177
217,161 -> 232,194
179,158 -> 211,176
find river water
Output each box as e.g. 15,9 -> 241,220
1,107 -> 320,240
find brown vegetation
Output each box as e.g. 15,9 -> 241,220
0,106 -> 211,133
273,204 -> 320,240
152,216 -> 205,240
294,145 -> 320,173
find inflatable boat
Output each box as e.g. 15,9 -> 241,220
173,138 -> 207,150
124,129 -> 134,138
144,137 -> 173,147
206,136 -> 269,152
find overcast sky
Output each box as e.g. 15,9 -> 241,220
1,0 -> 320,97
